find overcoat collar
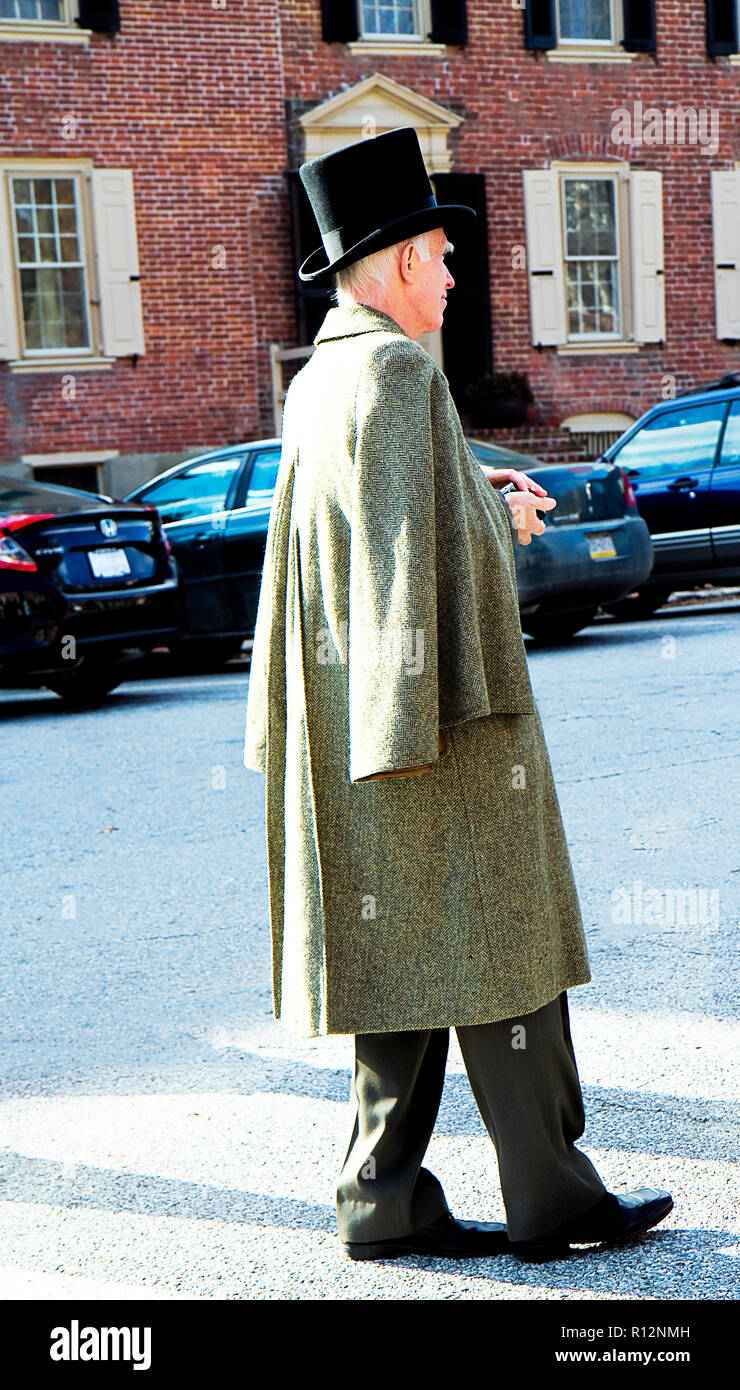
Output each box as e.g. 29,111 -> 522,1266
313,304 -> 410,346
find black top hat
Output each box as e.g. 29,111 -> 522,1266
298,127 -> 476,285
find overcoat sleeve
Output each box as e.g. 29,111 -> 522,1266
348,340 -> 442,783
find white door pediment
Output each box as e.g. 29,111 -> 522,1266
298,73 -> 462,173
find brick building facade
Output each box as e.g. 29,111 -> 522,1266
2,0 -> 740,496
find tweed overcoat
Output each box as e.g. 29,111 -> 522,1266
244,304 -> 591,1037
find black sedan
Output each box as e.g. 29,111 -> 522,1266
0,475 -> 181,702
599,377 -> 740,617
125,436 -> 652,649
467,440 -> 653,640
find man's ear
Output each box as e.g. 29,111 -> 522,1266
398,241 -> 417,285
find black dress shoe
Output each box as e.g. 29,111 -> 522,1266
508,1187 -> 674,1263
343,1211 -> 510,1261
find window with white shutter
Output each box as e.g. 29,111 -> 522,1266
523,163 -> 665,350
523,170 -> 567,346
629,170 -> 664,343
711,168 -> 740,341
0,161 -> 144,366
91,169 -> 145,358
9,173 -> 91,353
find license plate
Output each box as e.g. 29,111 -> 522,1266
87,547 -> 131,578
587,533 -> 617,560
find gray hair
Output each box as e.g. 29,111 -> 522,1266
333,230 -> 436,306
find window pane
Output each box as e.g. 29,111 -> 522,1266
54,178 -> 76,205
717,399 -> 740,467
20,266 -> 89,351
14,203 -> 33,236
361,1 -> 418,37
566,261 -> 620,335
59,234 -> 81,263
13,175 -> 83,265
139,456 -> 244,523
612,403 -> 727,479
564,180 -> 617,257
0,1 -> 65,16
12,176 -> 89,351
246,450 -> 281,508
32,178 -> 52,205
558,0 -> 611,41
57,205 -> 77,235
59,266 -> 88,346
35,205 -> 54,237
16,235 -> 35,264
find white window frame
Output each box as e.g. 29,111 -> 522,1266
357,0 -> 430,40
350,0 -> 445,54
0,0 -> 89,43
0,158 -> 145,371
523,158 -> 667,354
8,168 -> 93,358
548,0 -> 633,62
560,173 -> 624,343
556,0 -> 617,46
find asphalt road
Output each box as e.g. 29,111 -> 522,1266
0,603 -> 738,1301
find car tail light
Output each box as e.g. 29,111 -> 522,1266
0,532 -> 37,572
618,468 -> 637,507
141,505 -> 172,554
0,511 -> 55,533
0,512 -> 56,572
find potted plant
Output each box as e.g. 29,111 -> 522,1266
463,371 -> 534,428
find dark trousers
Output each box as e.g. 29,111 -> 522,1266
336,992 -> 608,1244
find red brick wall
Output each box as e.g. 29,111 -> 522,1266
3,1 -> 740,480
0,0 -> 294,483
279,0 -> 740,452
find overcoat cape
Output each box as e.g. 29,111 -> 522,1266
244,304 -> 591,1037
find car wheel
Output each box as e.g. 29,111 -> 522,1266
169,637 -> 246,672
603,586 -> 673,621
521,608 -> 599,643
43,657 -> 122,706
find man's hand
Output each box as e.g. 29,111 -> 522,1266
479,465 -> 556,546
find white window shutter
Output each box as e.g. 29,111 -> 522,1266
523,170 -> 567,346
0,182 -> 21,361
629,171 -> 665,343
91,169 -> 145,356
711,169 -> 740,341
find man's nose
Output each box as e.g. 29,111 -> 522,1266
445,266 -> 455,289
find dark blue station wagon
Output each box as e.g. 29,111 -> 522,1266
600,380 -> 740,616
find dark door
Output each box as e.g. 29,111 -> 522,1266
222,446 -> 282,634
609,400 -> 727,572
136,452 -> 246,635
710,397 -> 740,568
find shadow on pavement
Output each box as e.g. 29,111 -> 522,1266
0,1147 -> 733,1299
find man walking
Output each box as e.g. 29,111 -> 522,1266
244,128 -> 673,1262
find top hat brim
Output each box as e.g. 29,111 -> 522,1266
298,203 -> 477,286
